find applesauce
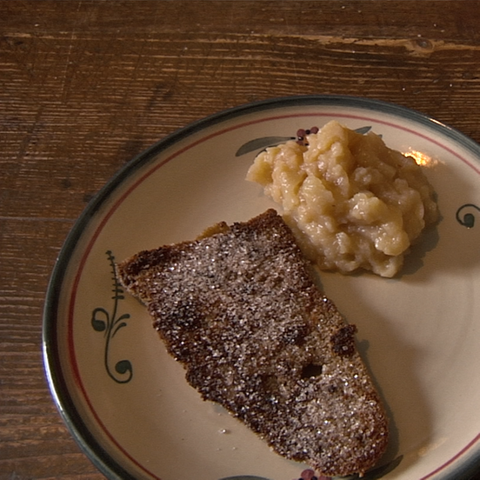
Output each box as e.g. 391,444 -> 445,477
246,120 -> 438,277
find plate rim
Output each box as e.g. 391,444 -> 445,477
42,94 -> 480,480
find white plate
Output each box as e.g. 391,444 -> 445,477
43,95 -> 480,480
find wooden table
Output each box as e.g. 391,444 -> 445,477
1,1 -> 480,478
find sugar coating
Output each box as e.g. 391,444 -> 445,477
117,209 -> 388,477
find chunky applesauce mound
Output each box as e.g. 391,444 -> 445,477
246,120 -> 438,277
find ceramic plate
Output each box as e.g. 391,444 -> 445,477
43,95 -> 480,480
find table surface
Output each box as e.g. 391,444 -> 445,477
2,1 -> 480,479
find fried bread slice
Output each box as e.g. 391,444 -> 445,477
117,209 -> 388,477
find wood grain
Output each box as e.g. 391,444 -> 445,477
1,1 -> 480,478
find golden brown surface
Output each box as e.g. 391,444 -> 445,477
2,1 -> 480,478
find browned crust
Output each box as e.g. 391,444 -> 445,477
117,209 -> 389,476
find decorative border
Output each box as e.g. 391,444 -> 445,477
456,204 -> 480,229
91,250 -> 133,384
